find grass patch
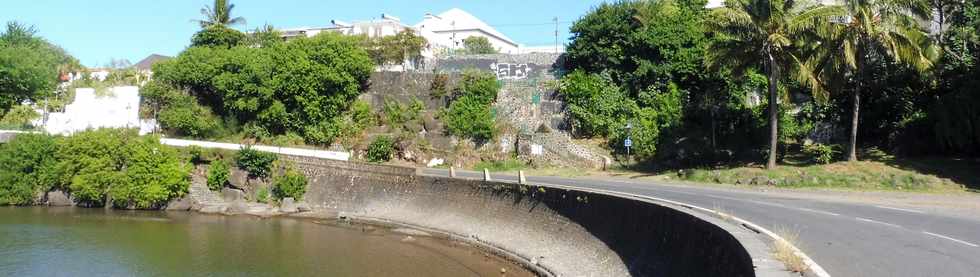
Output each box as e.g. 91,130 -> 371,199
678,160 -> 965,192
473,159 -> 527,172
772,227 -> 809,273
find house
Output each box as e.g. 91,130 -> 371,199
414,8 -> 521,54
274,9 -> 543,55
41,86 -> 156,135
279,14 -> 412,40
133,54 -> 172,75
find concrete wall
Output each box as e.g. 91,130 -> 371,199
284,155 -> 761,276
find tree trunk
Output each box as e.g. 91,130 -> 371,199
766,56 -> 779,170
848,89 -> 860,162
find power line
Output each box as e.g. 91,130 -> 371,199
486,21 -> 575,28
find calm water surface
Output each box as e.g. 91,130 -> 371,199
0,207 -> 530,277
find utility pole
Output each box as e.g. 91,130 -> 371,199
553,17 -> 559,53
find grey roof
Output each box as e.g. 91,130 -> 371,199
133,54 -> 173,71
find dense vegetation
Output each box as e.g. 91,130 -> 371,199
442,70 -> 500,141
367,136 -> 394,163
272,168 -> 307,201
146,27 -> 374,145
562,0 -> 980,170
0,22 -> 80,115
235,146 -> 278,178
0,130 -> 191,208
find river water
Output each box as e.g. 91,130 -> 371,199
0,207 -> 531,276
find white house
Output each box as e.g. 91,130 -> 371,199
276,9 -> 531,55
280,14 -> 413,40
414,8 -> 521,54
40,86 -> 156,135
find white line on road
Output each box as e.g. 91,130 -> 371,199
795,207 -> 840,217
875,205 -> 925,214
855,217 -> 903,228
922,231 -> 979,247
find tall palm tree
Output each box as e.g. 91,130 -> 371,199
196,0 -> 246,28
805,0 -> 935,161
707,0 -> 839,169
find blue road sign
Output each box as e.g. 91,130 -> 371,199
624,138 -> 633,148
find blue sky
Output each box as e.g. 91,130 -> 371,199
2,0 -> 608,67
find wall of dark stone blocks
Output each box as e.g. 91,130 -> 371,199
284,155 -> 756,277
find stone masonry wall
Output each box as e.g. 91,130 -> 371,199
283,155 -> 759,277
364,54 -> 608,168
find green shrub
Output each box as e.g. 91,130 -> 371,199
46,129 -> 190,208
235,146 -> 277,178
272,169 -> 307,200
366,136 -> 394,163
207,159 -> 230,191
804,143 -> 839,164
157,100 -> 221,138
0,134 -> 58,205
442,70 -> 500,142
443,96 -> 496,141
256,187 -> 270,203
0,104 -> 39,130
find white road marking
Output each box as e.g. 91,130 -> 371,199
875,205 -> 925,214
855,217 -> 903,228
795,207 -> 840,216
922,231 -> 979,247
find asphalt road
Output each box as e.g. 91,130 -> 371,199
422,168 -> 980,277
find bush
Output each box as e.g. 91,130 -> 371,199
804,143 -> 839,164
0,104 -> 39,130
207,159 -> 230,191
256,187 -> 270,203
272,169 -> 307,200
48,129 -> 190,208
0,134 -> 58,205
430,73 -> 450,98
443,97 -> 496,141
157,100 -> 221,138
235,146 -> 277,178
367,136 -> 394,163
443,70 -> 499,141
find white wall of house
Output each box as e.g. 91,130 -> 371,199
415,8 -> 521,54
40,86 -> 155,135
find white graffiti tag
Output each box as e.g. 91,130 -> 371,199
490,63 -> 532,80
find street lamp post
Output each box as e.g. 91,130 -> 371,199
625,121 -> 633,164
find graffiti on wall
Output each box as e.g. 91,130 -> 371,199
491,63 -> 532,80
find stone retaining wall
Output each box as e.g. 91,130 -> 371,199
284,156 -> 762,276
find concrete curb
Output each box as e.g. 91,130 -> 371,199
429,171 -> 831,277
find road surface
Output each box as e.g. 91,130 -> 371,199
422,168 -> 980,277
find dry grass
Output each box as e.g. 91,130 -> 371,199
772,227 -> 809,273
712,205 -> 736,223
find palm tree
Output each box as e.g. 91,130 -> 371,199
707,0 -> 839,169
805,0 -> 935,161
196,0 -> 246,28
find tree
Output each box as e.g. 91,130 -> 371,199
196,0 -> 246,28
461,36 -> 497,54
706,0 -> 837,169
807,0 -> 935,161
191,25 -> 246,48
246,24 -> 283,48
362,30 -> 427,66
0,22 -> 74,112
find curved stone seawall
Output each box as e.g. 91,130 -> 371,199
285,156 -> 758,276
